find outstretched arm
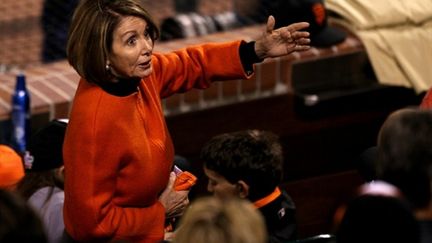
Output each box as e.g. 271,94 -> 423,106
255,16 -> 310,60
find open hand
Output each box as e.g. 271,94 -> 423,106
255,16 -> 310,59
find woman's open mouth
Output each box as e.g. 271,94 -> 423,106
139,60 -> 151,69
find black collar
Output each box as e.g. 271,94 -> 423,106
99,77 -> 141,97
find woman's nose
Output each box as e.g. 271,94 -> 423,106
141,39 -> 152,55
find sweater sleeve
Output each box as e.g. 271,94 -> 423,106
151,40 -> 252,98
239,41 -> 264,75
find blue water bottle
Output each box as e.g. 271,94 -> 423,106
11,73 -> 31,154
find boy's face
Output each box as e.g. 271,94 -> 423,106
204,166 -> 239,199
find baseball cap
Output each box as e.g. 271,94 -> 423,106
0,145 -> 24,188
25,119 -> 68,171
271,0 -> 346,47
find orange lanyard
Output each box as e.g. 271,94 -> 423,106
253,187 -> 281,209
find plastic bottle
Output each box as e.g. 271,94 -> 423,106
11,73 -> 31,154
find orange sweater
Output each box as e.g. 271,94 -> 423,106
63,41 -> 248,242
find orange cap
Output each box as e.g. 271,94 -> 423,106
0,145 -> 24,189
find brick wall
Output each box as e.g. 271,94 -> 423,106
0,0 -> 366,144
0,25 -> 364,124
0,0 -> 44,68
0,0 -> 254,68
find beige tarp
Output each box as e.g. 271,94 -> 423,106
326,0 -> 432,93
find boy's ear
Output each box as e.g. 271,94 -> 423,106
236,180 -> 250,199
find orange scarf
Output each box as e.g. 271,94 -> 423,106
253,187 -> 281,208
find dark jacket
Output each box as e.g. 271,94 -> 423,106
259,189 -> 297,243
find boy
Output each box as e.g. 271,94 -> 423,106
200,130 -> 296,243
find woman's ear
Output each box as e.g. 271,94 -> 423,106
236,180 -> 250,199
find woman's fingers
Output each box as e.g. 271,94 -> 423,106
266,15 -> 276,33
286,22 -> 310,32
296,37 -> 311,46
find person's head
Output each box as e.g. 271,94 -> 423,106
0,145 -> 24,190
0,189 -> 47,242
335,195 -> 420,243
174,196 -> 267,243
17,120 -> 68,200
200,130 -> 284,201
376,108 -> 432,209
67,0 -> 159,85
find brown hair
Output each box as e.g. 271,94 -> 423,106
16,170 -> 64,201
377,108 -> 432,208
174,197 -> 267,243
67,0 -> 159,84
0,189 -> 47,242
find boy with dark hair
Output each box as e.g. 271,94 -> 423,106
200,130 -> 296,243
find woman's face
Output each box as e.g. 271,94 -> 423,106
108,16 -> 153,79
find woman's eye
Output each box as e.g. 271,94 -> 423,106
144,28 -> 150,38
127,37 -> 137,46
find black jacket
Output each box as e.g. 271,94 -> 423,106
259,189 -> 297,243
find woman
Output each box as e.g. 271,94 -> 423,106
63,0 -> 310,242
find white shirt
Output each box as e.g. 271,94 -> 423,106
28,186 -> 65,243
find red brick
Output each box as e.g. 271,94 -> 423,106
221,79 -> 240,99
241,74 -> 257,95
164,94 -> 181,111
183,89 -> 201,105
259,59 -> 278,92
202,82 -> 220,101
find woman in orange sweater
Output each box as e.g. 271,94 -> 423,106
63,0 -> 310,242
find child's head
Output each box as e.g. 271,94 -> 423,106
200,130 -> 283,201
174,196 -> 267,243
25,119 -> 68,172
377,108 -> 432,209
0,145 -> 24,190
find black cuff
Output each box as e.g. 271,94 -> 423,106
239,41 -> 264,75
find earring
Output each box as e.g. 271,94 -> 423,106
105,63 -> 110,71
